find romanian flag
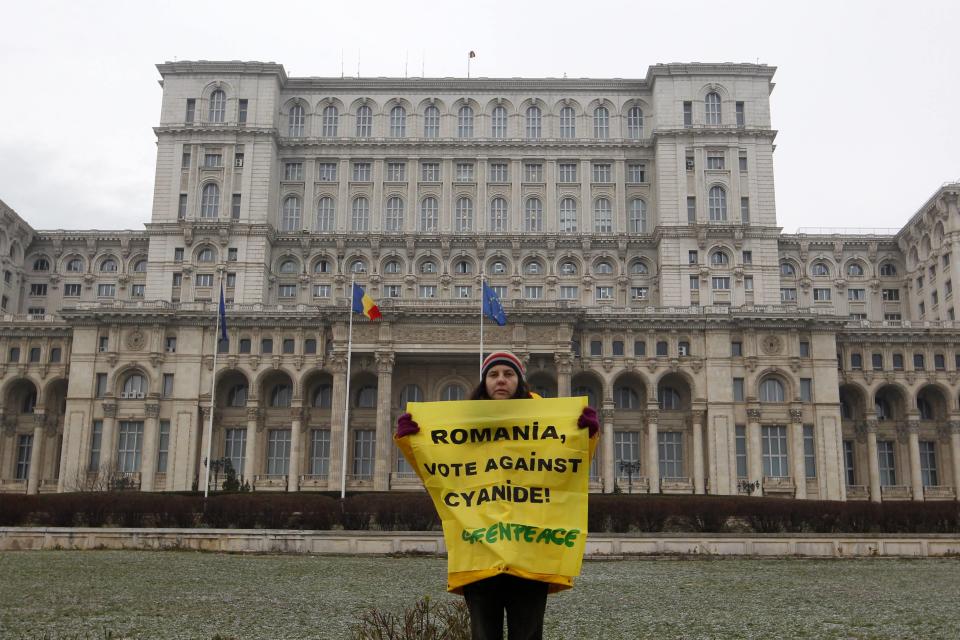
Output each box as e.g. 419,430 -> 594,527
352,283 -> 381,320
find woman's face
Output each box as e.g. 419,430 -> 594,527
485,364 -> 519,399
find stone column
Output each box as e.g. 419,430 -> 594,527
691,410 -> 705,495
950,422 -> 960,499
373,352 -> 395,491
26,411 -> 45,495
647,407 -> 660,494
101,402 -> 118,474
601,404 -> 615,493
907,421 -> 923,501
790,408 -> 806,499
288,405 -> 303,492
866,420 -> 881,502
747,407 -> 763,496
140,402 -> 160,492
555,353 -> 572,398
244,406 -> 260,485
327,355 -> 348,492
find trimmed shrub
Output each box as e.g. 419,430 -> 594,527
343,493 -> 439,531
0,494 -> 39,526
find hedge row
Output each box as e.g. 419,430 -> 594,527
1,492 -> 958,533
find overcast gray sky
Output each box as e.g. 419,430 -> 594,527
0,0 -> 957,233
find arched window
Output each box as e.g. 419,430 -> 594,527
400,384 -> 423,409
197,247 -> 215,263
631,261 -> 649,275
491,105 -> 507,138
32,258 -> 49,271
356,385 -> 377,408
594,198 -> 613,233
455,260 -> 472,274
705,92 -> 722,125
490,197 -> 508,232
593,106 -> 609,138
847,263 -> 865,277
420,260 -> 437,274
524,197 -> 542,232
708,186 -> 727,221
322,105 -> 339,136
281,196 -> 302,231
423,105 -> 440,138
420,197 -> 438,231
595,260 -> 614,275
491,260 -> 507,275
349,258 -> 366,273
559,106 -> 576,138
525,106 -> 541,139
208,90 -> 226,123
227,384 -> 248,407
316,197 -> 334,231
384,259 -> 402,274
441,384 -> 466,401
384,196 -> 404,232
811,262 -> 831,277
627,106 -> 644,139
875,397 -> 892,421
560,261 -> 578,276
917,397 -> 934,421
389,105 -> 406,137
780,262 -> 796,277
455,197 -> 473,232
100,258 -> 118,272
312,384 -> 332,408
880,262 -> 898,277
559,198 -> 577,232
525,261 -> 542,275
279,259 -> 298,274
759,378 -> 786,403
351,197 -> 370,231
710,250 -> 730,266
201,183 -> 220,218
355,105 -> 372,137
658,387 -> 681,410
629,199 -> 647,233
614,386 -> 639,409
573,385 -> 597,408
123,373 -> 147,396
21,389 -> 37,414
66,258 -> 83,272
457,105 -> 474,138
133,259 -> 148,273
288,104 -> 305,137
270,384 -> 292,408
314,259 -> 331,274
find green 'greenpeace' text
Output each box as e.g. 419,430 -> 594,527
460,521 -> 581,547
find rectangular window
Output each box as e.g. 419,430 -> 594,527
689,275 -> 700,291
97,284 -> 116,297
920,441 -> 938,487
634,340 -> 646,356
226,273 -> 236,287
231,194 -> 241,219
687,197 -> 696,223
761,425 -> 789,478
195,274 -> 213,287
595,286 -> 614,301
558,163 -> 578,183
30,283 -> 47,296
227,248 -> 238,262
935,353 -> 946,370
174,247 -> 184,262
843,440 -> 856,485
185,99 -> 195,123
733,378 -> 745,402
420,162 -> 440,181
419,285 -> 437,299
98,336 -> 109,352
735,101 -> 745,127
267,429 -> 291,475
735,425 -> 748,479
488,162 -> 508,183
913,352 -> 926,370
872,353 -> 884,370
739,151 -> 748,171
28,347 -> 41,363
318,163 -> 338,181
658,432 -> 683,478
352,429 -> 376,478
181,149 -> 191,169
95,373 -> 107,398
613,431 -> 641,476
893,353 -> 904,370
261,338 -> 273,354
559,286 -> 579,300
223,427 -> 246,478
682,101 -> 692,127
688,250 -> 698,265
685,153 -> 695,171
627,163 -> 646,183
781,288 -> 798,303
656,341 -> 668,357
803,424 -> 817,478
278,284 -> 297,298
799,341 -> 810,357
590,340 -> 602,356
744,276 -> 754,291
630,287 -> 649,300
813,288 -> 832,301
117,421 -> 144,473
741,250 -> 753,265
177,194 -> 188,219
731,341 -> 743,357
237,99 -> 248,124
877,440 -> 896,486
156,420 -> 171,474
382,285 -> 401,298
454,285 -> 471,299
591,163 -> 612,183
491,285 -> 507,300
740,198 -> 750,223
521,285 -> 542,300
64,283 -> 82,297
304,338 -> 317,354
88,420 -> 103,471
282,338 -> 295,354
162,373 -> 174,398
203,153 -> 222,168
712,277 -> 730,290
309,429 -> 331,477
15,434 -> 33,480
234,152 -> 244,168
239,338 -> 251,353
351,162 -> 371,182
50,347 -> 61,363
386,162 -> 406,182
946,280 -> 953,297
850,352 -> 862,369
917,276 -> 924,289
131,284 -> 145,298
919,301 -> 926,316
800,378 -> 812,402
455,162 -> 474,182
848,289 -> 866,302
524,163 -> 543,183
706,153 -> 725,170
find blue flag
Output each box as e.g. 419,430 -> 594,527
218,282 -> 228,341
482,281 -> 507,326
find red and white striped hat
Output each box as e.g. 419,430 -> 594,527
481,351 -> 525,380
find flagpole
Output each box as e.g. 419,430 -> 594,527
203,270 -> 223,498
340,275 -> 355,499
479,271 -> 484,381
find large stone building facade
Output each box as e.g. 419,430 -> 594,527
1,61 -> 958,501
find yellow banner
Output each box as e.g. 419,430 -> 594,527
397,397 -> 593,591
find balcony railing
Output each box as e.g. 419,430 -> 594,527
880,485 -> 912,500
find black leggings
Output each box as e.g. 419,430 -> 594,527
462,574 -> 549,640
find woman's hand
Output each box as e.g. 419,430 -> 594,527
578,406 -> 600,437
396,412 -> 420,437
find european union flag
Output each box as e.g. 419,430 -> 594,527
482,281 -> 507,326
218,282 -> 228,341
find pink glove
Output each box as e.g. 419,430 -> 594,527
578,407 -> 600,437
396,413 -> 420,437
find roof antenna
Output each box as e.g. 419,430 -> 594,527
405,51 -> 409,78
340,50 -> 344,78
357,49 -> 361,78
421,50 -> 425,77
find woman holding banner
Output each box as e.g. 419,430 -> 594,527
396,350 -> 600,640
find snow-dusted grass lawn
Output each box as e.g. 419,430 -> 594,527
1,551 -> 957,639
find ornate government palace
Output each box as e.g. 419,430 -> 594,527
1,60 -> 958,502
